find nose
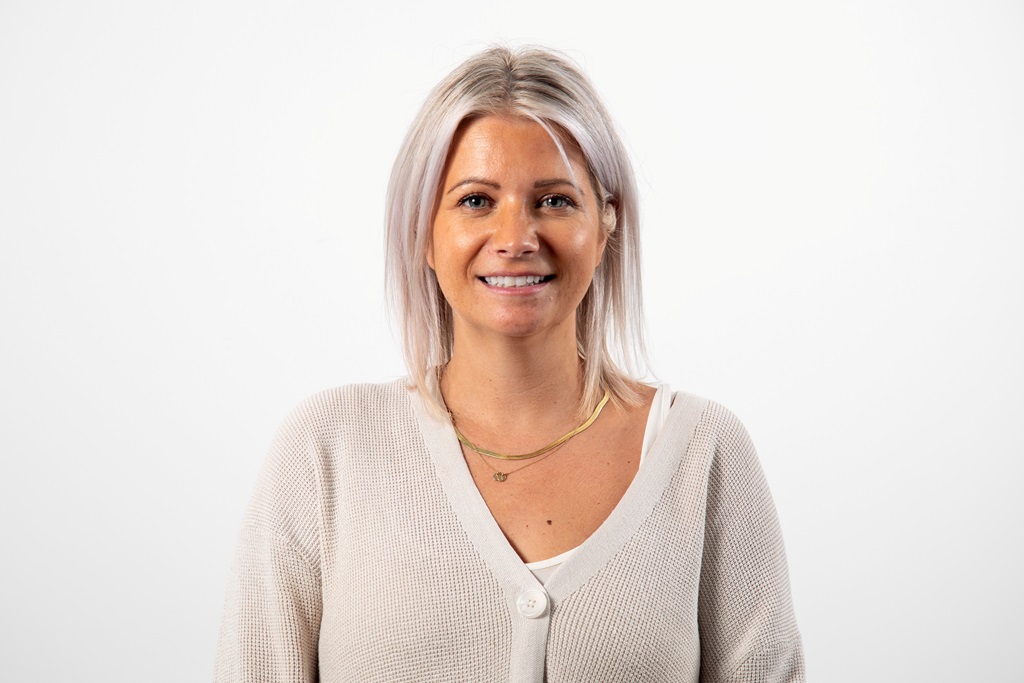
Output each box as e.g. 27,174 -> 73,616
490,202 -> 539,257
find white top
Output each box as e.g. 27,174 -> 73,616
525,384 -> 672,583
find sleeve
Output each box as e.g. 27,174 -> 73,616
697,405 -> 805,683
213,401 -> 326,683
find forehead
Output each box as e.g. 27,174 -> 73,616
443,115 -> 589,178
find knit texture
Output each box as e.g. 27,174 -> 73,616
213,379 -> 805,682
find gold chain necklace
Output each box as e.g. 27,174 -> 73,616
449,389 -> 611,482
472,442 -> 565,482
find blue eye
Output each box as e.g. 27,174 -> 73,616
541,195 -> 574,209
459,194 -> 489,209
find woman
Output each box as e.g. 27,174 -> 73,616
214,46 -> 805,682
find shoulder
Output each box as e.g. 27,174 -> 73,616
274,377 -> 416,440
291,376 -> 414,418
666,390 -> 751,442
246,378 -> 418,524
665,394 -> 779,529
256,378 -> 419,482
660,391 -> 763,482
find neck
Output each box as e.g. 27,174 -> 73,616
441,326 -> 586,432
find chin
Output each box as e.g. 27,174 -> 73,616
486,314 -> 573,341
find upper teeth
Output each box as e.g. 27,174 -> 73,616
484,275 -> 545,288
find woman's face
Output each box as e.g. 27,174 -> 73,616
428,115 -> 608,347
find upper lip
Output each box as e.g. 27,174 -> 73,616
478,272 -> 552,278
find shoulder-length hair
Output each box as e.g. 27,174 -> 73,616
385,45 -> 647,418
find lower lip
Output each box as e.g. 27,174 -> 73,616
479,279 -> 551,295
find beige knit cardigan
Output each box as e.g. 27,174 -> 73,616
214,379 -> 805,682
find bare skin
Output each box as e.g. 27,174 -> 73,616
443,363 -> 654,562
430,115 -> 655,563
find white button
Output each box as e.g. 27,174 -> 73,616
516,589 -> 549,618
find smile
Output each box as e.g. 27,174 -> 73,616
480,275 -> 553,288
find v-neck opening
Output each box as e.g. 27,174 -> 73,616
409,384 -> 709,601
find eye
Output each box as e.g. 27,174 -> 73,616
457,194 -> 491,210
539,194 -> 576,210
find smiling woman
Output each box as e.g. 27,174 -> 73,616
213,45 -> 805,683
428,115 -> 609,350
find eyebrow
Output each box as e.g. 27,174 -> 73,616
446,178 -> 499,194
445,177 -> 583,194
534,178 -> 582,193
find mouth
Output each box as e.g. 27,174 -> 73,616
479,275 -> 554,288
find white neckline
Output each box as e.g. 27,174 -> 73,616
524,546 -> 577,570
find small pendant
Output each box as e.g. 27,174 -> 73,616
493,472 -> 508,482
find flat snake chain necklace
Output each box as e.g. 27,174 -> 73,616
449,388 -> 611,482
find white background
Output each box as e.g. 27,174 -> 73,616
1,0 -> 1022,681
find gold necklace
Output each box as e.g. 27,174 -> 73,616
472,442 -> 565,482
449,388 -> 610,475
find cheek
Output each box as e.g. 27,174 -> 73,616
566,230 -> 606,272
435,225 -> 484,270
427,223 -> 452,273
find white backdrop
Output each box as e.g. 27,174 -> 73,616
2,0 -> 1022,681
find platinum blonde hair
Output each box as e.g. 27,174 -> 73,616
385,45 -> 647,417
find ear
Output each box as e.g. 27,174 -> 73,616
600,198 -> 618,234
595,200 -> 616,265
425,234 -> 436,270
